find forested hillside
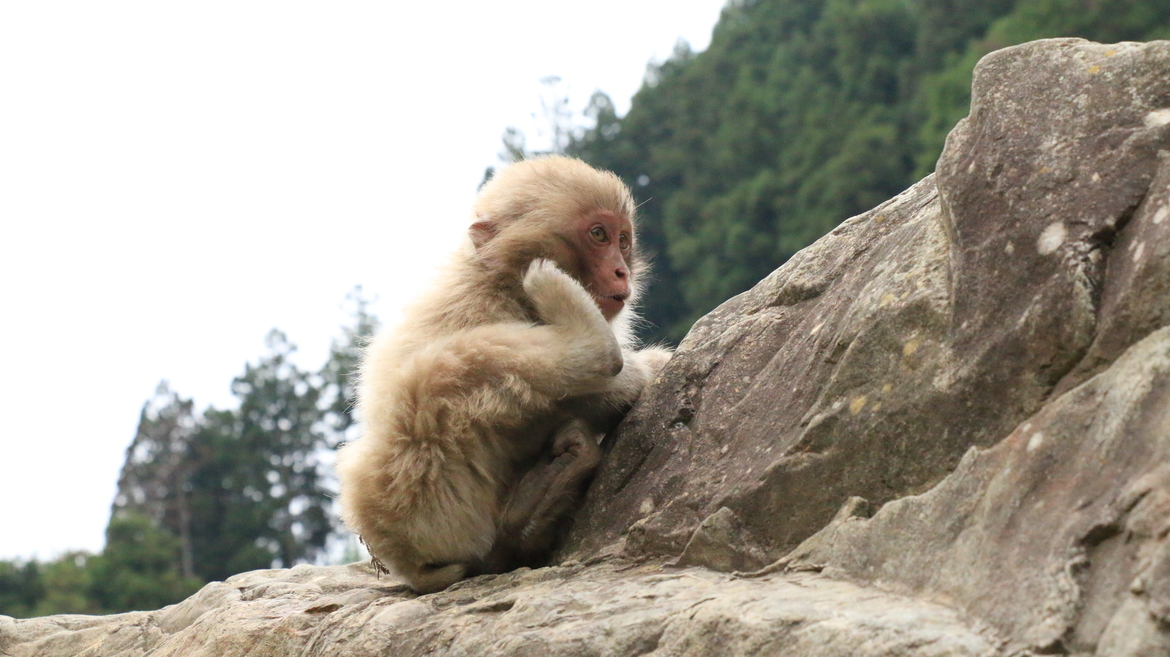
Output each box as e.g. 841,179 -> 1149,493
570,0 -> 1170,340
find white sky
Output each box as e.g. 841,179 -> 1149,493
0,1 -> 727,560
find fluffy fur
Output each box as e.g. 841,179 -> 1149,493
336,156 -> 671,593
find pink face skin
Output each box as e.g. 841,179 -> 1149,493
576,211 -> 633,320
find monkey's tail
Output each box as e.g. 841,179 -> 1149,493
403,562 -> 470,594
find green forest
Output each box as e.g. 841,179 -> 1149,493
4,0 -> 1170,618
570,0 -> 1170,340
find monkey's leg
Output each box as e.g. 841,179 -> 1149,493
482,420 -> 602,573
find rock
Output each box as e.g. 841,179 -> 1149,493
792,326 -> 1170,653
4,37 -> 1170,656
0,562 -> 1002,656
564,37 -> 1170,654
675,506 -> 770,573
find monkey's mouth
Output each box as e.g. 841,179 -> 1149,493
594,293 -> 628,317
595,292 -> 628,304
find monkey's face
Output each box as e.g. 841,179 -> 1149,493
571,210 -> 634,320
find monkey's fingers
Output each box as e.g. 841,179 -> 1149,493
636,346 -> 674,377
522,259 -> 608,330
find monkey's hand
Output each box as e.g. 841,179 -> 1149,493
523,259 -> 606,329
557,345 -> 674,429
523,259 -> 622,378
632,346 -> 673,381
602,345 -> 673,404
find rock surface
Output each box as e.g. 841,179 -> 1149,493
0,562 -> 1002,657
566,38 -> 1170,655
4,38 -> 1170,656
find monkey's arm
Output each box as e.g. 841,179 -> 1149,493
610,345 -> 672,403
380,259 -> 624,433
522,257 -> 672,427
560,345 -> 673,430
487,258 -> 626,400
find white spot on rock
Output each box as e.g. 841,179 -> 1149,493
1145,109 -> 1170,128
1133,242 -> 1145,263
1004,242 -> 1015,254
1037,222 -> 1066,255
1154,206 -> 1169,225
1026,432 -> 1044,452
1132,577 -> 1147,594
720,444 -> 729,455
639,498 -> 655,514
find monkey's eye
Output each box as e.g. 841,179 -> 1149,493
619,233 -> 630,251
590,226 -> 608,243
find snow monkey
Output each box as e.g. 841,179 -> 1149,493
336,156 -> 672,593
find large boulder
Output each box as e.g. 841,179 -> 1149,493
4,38 -> 1170,657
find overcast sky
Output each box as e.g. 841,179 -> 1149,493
0,1 -> 727,560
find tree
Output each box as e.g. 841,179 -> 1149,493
319,287 -> 379,447
2,299 -> 380,617
184,330 -> 332,581
31,552 -> 101,616
110,383 -> 197,578
0,559 -> 44,618
88,513 -> 202,612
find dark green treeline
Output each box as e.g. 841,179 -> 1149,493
570,0 -> 1170,341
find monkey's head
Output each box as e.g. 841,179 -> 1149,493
470,156 -> 641,321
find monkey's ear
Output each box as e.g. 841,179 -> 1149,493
469,220 -> 499,249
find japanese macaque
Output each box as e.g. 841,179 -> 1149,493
336,156 -> 672,594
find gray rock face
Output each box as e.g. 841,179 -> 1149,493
4,38 -> 1170,657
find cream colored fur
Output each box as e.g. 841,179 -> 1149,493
336,157 -> 671,593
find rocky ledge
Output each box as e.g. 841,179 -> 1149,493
5,38 -> 1170,657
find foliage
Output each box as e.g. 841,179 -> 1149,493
918,0 -> 1170,173
0,559 -> 45,618
31,552 -> 101,616
0,291 -> 377,618
0,553 -> 101,617
319,287 -> 379,445
567,0 -> 1170,342
0,516 -> 200,617
182,329 -> 333,581
88,513 -> 203,612
111,382 -> 198,579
